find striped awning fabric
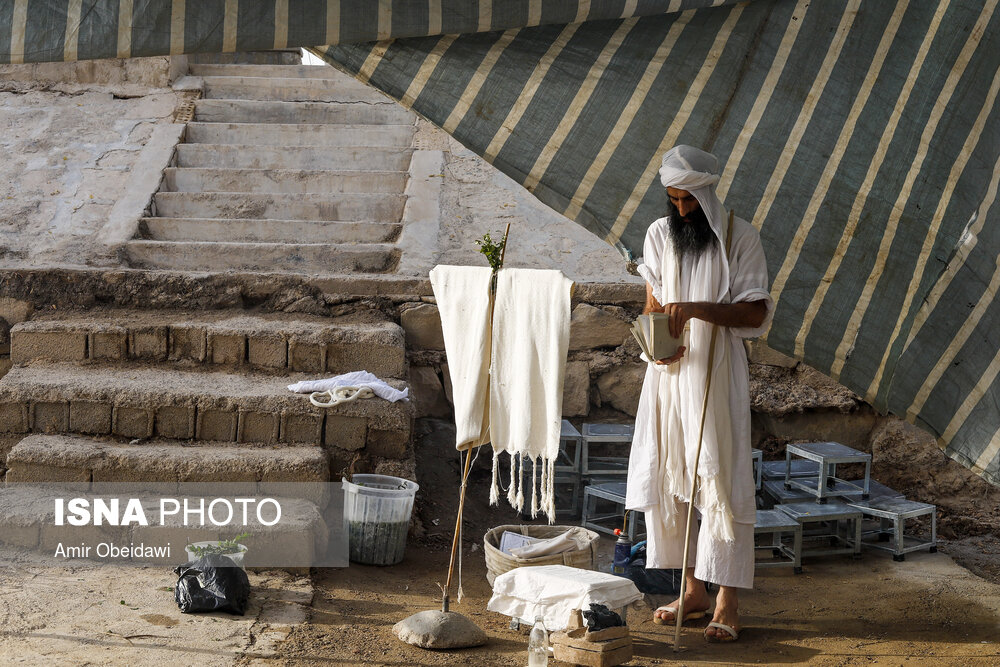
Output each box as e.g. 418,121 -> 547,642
4,1 -> 1000,488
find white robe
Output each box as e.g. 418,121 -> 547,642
626,213 -> 773,580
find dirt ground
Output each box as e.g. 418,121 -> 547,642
266,420 -> 1000,667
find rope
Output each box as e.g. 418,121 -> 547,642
309,386 -> 374,408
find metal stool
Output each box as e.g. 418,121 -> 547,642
776,501 -> 863,559
784,442 -> 872,503
581,481 -> 643,541
761,459 -> 825,481
581,423 -> 633,478
751,448 -> 763,490
556,419 -> 583,517
761,479 -> 817,509
846,496 -> 937,561
754,509 -> 803,573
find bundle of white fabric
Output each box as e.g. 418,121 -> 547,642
430,265 -> 574,523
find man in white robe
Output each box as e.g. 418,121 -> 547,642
626,145 -> 773,642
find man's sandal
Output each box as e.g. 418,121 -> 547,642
704,622 -> 740,642
651,606 -> 708,625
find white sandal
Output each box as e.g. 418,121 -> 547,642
704,621 -> 740,642
652,605 -> 708,625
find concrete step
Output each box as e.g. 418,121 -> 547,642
188,50 -> 301,66
190,64 -> 339,79
163,168 -> 408,195
194,98 -> 414,125
152,192 -> 405,222
9,309 -> 407,378
203,76 -> 390,103
0,363 -> 412,456
184,122 -> 414,148
139,217 -> 402,244
175,144 -> 413,171
125,240 -> 400,274
5,434 -> 328,484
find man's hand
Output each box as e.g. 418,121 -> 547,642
655,346 -> 686,365
664,302 -> 695,339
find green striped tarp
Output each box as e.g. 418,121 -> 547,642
4,1 -> 1000,488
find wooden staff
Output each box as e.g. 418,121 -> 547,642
441,222 -> 511,613
672,323 -> 720,650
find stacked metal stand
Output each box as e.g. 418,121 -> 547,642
562,427 -> 938,571
756,441 -> 939,569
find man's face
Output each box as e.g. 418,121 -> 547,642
665,186 -> 715,259
667,187 -> 700,220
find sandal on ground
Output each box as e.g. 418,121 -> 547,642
651,605 -> 708,625
704,622 -> 740,642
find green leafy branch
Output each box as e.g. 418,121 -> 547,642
475,231 -> 506,272
187,532 -> 249,557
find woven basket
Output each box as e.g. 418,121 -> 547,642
483,524 -> 600,585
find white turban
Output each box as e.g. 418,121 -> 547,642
656,146 -> 729,279
658,145 -> 720,190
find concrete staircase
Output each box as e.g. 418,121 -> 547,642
0,56 -> 425,565
126,62 -> 418,276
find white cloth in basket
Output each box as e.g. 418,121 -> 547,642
487,565 -> 642,631
508,527 -> 592,558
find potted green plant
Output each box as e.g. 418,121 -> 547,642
184,533 -> 250,569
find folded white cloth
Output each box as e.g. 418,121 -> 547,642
287,370 -> 408,402
430,265 -> 494,451
488,565 -> 642,631
508,527 -> 592,559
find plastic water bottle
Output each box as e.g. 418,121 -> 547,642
527,615 -> 549,666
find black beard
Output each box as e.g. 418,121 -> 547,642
666,198 -> 716,260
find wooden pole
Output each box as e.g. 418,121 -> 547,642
673,323 -> 720,651
441,223 -> 512,613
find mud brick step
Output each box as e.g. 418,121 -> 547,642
0,364 -> 412,455
9,310 -> 407,378
4,434 -> 329,485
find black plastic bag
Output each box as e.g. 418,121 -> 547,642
582,603 -> 625,631
173,554 -> 251,615
620,541 -> 683,595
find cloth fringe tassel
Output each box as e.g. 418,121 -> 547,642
507,455 -> 518,507
530,458 -> 539,518
494,451 -> 558,523
700,476 -> 736,543
489,450 -> 500,505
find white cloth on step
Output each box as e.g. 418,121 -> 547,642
490,268 -> 573,521
488,565 -> 642,631
429,265 -> 494,450
287,370 -> 408,402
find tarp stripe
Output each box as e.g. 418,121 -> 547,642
868,45 -> 1000,404
764,0 -> 908,342
830,0 -> 998,383
714,0 -> 809,204
786,0 -> 950,370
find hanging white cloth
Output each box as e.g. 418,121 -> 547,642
489,268 -> 574,520
429,265 -> 494,451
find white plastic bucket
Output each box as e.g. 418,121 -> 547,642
342,474 -> 419,566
